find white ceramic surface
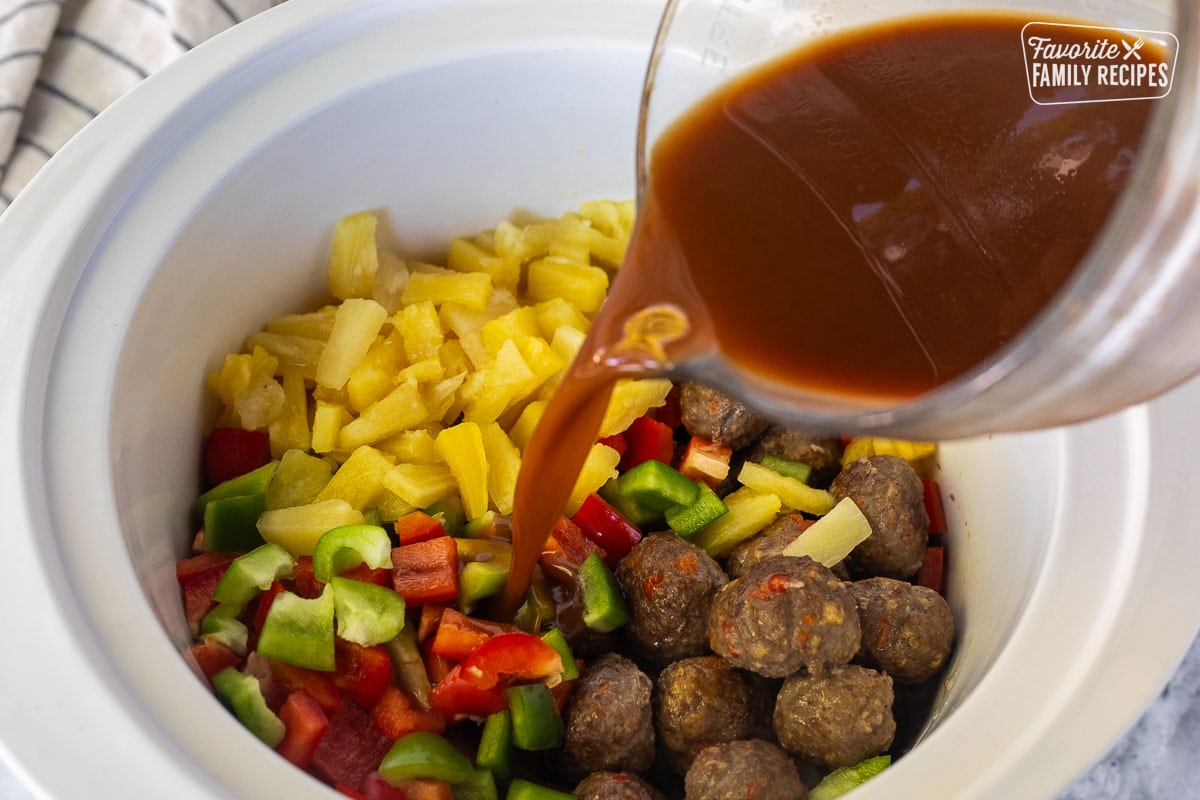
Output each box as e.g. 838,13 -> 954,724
1,0 -> 1199,798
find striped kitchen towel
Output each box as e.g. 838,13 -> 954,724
0,0 -> 284,215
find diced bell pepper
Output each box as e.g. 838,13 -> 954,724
205,427 -> 271,487
331,577 -> 406,646
258,584 -> 336,671
504,779 -> 574,800
212,666 -> 286,747
538,628 -> 579,681
504,683 -> 562,751
378,732 -> 474,785
809,754 -> 891,800
577,551 -> 629,632
199,603 -> 250,656
313,524 -> 393,583
393,536 -> 460,605
663,480 -> 728,537
571,494 -> 642,565
476,710 -> 513,784
212,542 -> 296,606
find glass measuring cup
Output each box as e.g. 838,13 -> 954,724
636,0 -> 1196,441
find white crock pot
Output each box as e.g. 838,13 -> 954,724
1,0 -> 1198,798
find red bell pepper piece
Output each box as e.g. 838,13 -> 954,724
276,690 -> 330,768
386,780 -> 454,800
369,685 -> 447,740
418,603 -> 447,643
540,516 -> 606,580
394,511 -> 447,545
181,562 -> 232,637
176,551 -> 239,583
923,478 -> 948,536
311,701 -> 394,790
336,786 -> 367,800
358,774 -> 405,800
252,579 -> 287,633
338,563 -> 393,587
291,555 -> 324,599
205,427 -> 271,487
269,659 -> 343,714
428,609 -> 519,661
598,433 -> 628,459
186,637 -> 242,679
423,646 -> 455,685
618,415 -> 676,471
652,384 -> 683,430
392,537 -> 460,605
428,664 -> 507,720
917,546 -> 946,595
459,633 -> 563,691
571,494 -> 642,565
334,640 -> 393,709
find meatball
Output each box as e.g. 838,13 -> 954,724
749,427 -> 844,488
708,556 -> 860,678
679,382 -> 769,450
830,455 -> 929,579
654,656 -> 755,770
725,515 -> 811,579
773,664 -> 895,769
575,772 -> 665,800
850,577 -> 955,684
563,654 -> 656,780
684,739 -> 807,800
617,533 -> 728,662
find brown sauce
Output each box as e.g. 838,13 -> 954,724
501,13 -> 1159,611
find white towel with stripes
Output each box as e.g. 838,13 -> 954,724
0,0 -> 283,215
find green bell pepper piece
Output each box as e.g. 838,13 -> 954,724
759,454 -> 813,484
199,603 -> 249,656
538,628 -> 578,681
504,779 -> 574,800
362,507 -> 384,527
330,576 -> 405,646
453,768 -> 499,800
387,624 -> 433,710
212,542 -> 295,606
577,552 -> 629,633
379,731 -> 474,785
459,559 -> 510,614
615,460 -> 700,511
257,584 -> 336,671
476,710 -> 512,784
426,495 -> 467,536
504,683 -> 562,751
211,666 -> 285,747
598,478 -> 663,530
195,461 -> 279,514
203,493 -> 269,553
312,524 -> 392,583
809,755 -> 891,800
664,480 -> 729,538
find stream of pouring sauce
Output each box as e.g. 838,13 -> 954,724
500,12 -> 1159,613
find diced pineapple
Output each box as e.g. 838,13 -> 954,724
440,288 -> 519,339
375,487 -> 416,522
692,487 -> 782,558
258,499 -> 366,556
534,297 -> 590,340
447,236 -> 521,293
398,358 -> 445,386
479,306 -> 541,358
337,382 -> 428,451
328,211 -> 379,301
781,497 -> 873,567
233,373 -> 285,431
479,422 -> 521,516
210,347 -> 278,409
565,443 -> 622,515
458,328 -> 491,371
423,374 -> 466,424
268,369 -> 311,457
312,401 -> 352,454
383,462 -> 458,508
516,336 -> 566,395
436,422 -> 490,520
401,270 -> 492,311
549,324 -> 587,366
265,305 -> 338,340
376,428 -> 440,464
316,298 -> 389,390
576,200 -> 625,239
372,250 -> 410,313
841,437 -> 938,468
509,400 -> 546,453
267,449 -> 333,510
313,445 -> 394,510
346,331 -> 407,413
738,461 -> 836,516
526,256 -> 610,313
598,378 -> 673,438
396,300 -> 444,362
491,219 -> 535,262
464,340 -> 534,423
437,339 -> 473,378
244,332 -> 325,381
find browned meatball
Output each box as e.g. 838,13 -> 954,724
684,739 -> 807,800
749,427 -> 844,488
725,515 -> 811,579
654,656 -> 755,771
617,533 -> 728,662
830,455 -> 929,579
679,382 -> 769,450
563,654 -> 656,780
850,577 -> 955,684
707,556 -> 860,678
772,664 -> 896,769
575,772 -> 665,800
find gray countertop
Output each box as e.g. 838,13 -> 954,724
2,632 -> 1198,799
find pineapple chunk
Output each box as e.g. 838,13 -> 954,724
372,250 -> 410,313
738,461 -> 836,516
258,499 -> 365,556
534,297 -> 590,340
316,298 -> 389,390
312,401 -> 352,454
781,497 -> 872,567
577,200 -> 626,239
268,369 -> 311,457
526,256 -> 609,314
266,449 -> 333,510
447,236 -> 521,292
233,373 -> 285,432
346,331 -> 407,413
464,340 -> 534,423
375,487 -> 416,522
440,288 -> 519,339
266,305 -> 338,340
383,462 -> 458,508
841,437 -> 938,469
337,382 -> 427,451
509,400 -> 547,453
210,347 -> 278,409
401,270 -> 492,311
314,445 -> 394,510
398,357 -> 445,385
549,324 -> 587,366
328,211 -> 379,300
436,422 -> 490,520
692,487 -> 782,558
437,339 -> 473,378
244,332 -> 324,381
396,300 -> 444,362
565,443 -> 622,515
423,374 -> 466,424
479,307 -> 541,357
376,428 -> 440,464
598,378 -> 673,438
480,422 -> 521,516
